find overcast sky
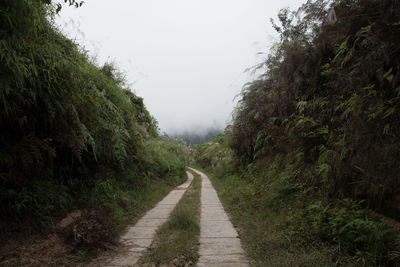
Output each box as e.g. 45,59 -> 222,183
56,0 -> 305,134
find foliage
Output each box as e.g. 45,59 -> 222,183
229,0 -> 400,216
190,126 -> 235,173
192,0 -> 400,264
300,199 -> 395,263
193,141 -> 400,265
211,0 -> 400,264
0,0 -> 187,230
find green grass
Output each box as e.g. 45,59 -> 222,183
198,160 -> 400,266
199,166 -> 353,267
191,138 -> 400,267
140,170 -> 201,266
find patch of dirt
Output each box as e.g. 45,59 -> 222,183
0,209 -> 117,266
0,233 -> 81,266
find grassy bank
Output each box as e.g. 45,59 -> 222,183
191,0 -> 400,265
199,161 -> 400,266
203,166 -> 347,266
192,143 -> 400,266
0,0 -> 189,227
0,0 -> 189,264
140,170 -> 201,266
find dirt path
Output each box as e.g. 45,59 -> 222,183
105,171 -> 194,266
188,168 -> 249,267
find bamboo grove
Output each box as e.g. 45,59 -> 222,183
0,0 -> 187,223
191,0 -> 400,265
229,0 -> 400,218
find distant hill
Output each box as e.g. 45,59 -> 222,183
168,128 -> 223,145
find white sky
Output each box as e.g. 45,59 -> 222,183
55,0 -> 305,134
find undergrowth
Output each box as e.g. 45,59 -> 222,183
193,143 -> 400,266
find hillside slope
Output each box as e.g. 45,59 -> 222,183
193,0 -> 400,265
230,0 -> 400,218
0,0 -> 188,263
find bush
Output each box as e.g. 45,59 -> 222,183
300,199 -> 399,265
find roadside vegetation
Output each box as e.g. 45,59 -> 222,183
0,0 -> 188,264
192,0 -> 400,265
194,135 -> 400,266
140,170 -> 201,266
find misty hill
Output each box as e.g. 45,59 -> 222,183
168,128 -> 223,145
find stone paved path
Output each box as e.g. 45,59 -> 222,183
188,168 -> 250,267
105,171 -> 194,266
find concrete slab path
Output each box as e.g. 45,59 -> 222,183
188,168 -> 250,267
105,171 -> 194,266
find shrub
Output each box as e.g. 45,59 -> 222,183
301,199 -> 399,265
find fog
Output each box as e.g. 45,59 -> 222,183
56,0 -> 305,134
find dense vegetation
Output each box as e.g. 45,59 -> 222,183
193,0 -> 400,265
230,0 -> 400,215
0,0 -> 187,241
